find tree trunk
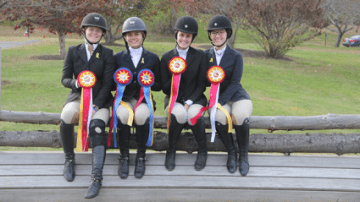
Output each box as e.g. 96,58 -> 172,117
58,29 -> 66,59
227,20 -> 240,48
335,32 -> 343,47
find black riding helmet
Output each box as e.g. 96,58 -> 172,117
122,17 -> 147,52
174,16 -> 198,42
207,15 -> 233,47
81,13 -> 107,45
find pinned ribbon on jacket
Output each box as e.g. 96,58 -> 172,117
134,69 -> 155,146
76,70 -> 97,152
190,66 -> 231,142
108,68 -> 133,148
167,56 -> 187,133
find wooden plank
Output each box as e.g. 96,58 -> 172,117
1,188 -> 359,202
1,176 -> 360,191
2,152 -> 360,169
1,165 -> 360,179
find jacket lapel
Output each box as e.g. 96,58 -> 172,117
124,50 -> 135,70
88,44 -> 102,64
78,43 -> 87,64
135,48 -> 146,69
219,45 -> 233,67
207,48 -> 217,67
186,47 -> 195,67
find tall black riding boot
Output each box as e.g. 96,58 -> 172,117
235,118 -> 250,176
191,117 -> 207,171
216,122 -> 237,173
117,121 -> 130,179
134,119 -> 149,179
165,114 -> 186,171
84,145 -> 106,199
85,119 -> 107,199
60,121 -> 75,182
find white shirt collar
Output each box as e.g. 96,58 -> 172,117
84,41 -> 98,61
214,46 -> 226,66
129,46 -> 143,57
176,46 -> 189,60
214,46 -> 226,56
129,46 -> 143,68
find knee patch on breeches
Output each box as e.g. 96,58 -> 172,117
165,103 -> 187,124
89,119 -> 107,147
232,100 -> 253,125
60,102 -> 80,124
134,103 -> 151,125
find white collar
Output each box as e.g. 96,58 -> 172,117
129,46 -> 143,56
176,46 -> 189,55
214,46 -> 226,56
85,41 -> 98,50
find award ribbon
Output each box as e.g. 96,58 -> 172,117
167,56 -> 187,133
134,69 -> 155,146
108,68 -> 133,148
76,70 -> 97,152
190,66 -> 232,142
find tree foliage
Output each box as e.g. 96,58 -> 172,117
241,0 -> 327,58
151,0 -> 194,35
102,0 -> 154,45
0,0 -> 113,58
323,0 -> 360,47
186,0 -> 245,48
188,0 -> 327,58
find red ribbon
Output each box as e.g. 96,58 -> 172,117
190,83 -> 219,125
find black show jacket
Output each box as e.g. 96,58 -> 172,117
62,43 -> 115,108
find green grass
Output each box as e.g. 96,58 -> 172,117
1,25 -> 360,137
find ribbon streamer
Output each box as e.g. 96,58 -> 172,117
109,68 -> 133,148
75,70 -> 97,152
135,69 -> 155,146
190,66 -> 231,142
167,57 -> 187,133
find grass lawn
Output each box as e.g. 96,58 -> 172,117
1,25 -> 360,152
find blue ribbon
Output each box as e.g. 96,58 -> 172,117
137,69 -> 155,147
112,68 -> 132,148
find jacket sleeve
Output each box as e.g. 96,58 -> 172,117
151,56 -> 162,92
160,55 -> 172,96
188,51 -> 208,102
218,53 -> 243,105
93,49 -> 115,108
61,47 -> 79,92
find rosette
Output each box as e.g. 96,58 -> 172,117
108,68 -> 133,148
167,56 -> 187,132
190,66 -> 232,142
134,69 -> 155,146
76,70 -> 97,152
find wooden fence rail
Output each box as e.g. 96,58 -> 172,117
1,110 -> 360,154
2,110 -> 360,131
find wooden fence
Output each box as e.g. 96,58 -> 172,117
1,110 -> 360,155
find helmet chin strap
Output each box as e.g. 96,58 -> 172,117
123,37 -> 145,55
82,30 -> 104,45
208,32 -> 227,49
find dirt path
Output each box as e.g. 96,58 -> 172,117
0,40 -> 41,50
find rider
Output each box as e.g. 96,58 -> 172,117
160,16 -> 208,171
113,17 -> 161,179
60,13 -> 114,198
205,15 -> 253,176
